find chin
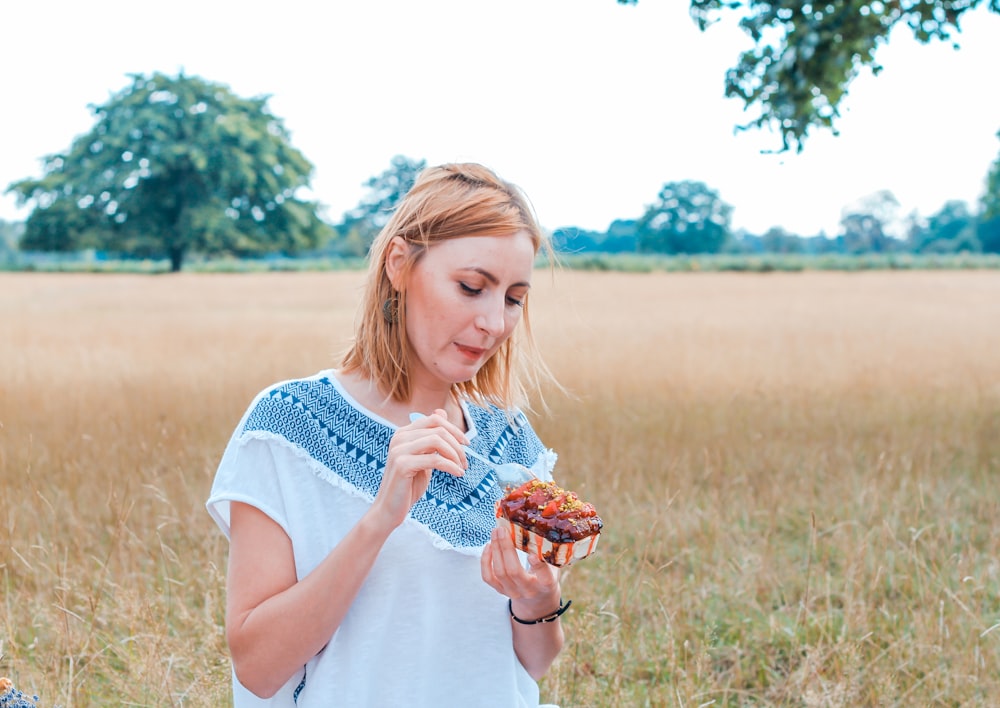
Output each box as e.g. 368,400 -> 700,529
440,363 -> 485,385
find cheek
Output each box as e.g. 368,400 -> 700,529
502,309 -> 523,334
412,299 -> 469,351
408,282 -> 456,327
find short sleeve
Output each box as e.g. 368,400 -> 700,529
206,435 -> 293,541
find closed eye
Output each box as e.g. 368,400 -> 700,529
461,281 -> 525,308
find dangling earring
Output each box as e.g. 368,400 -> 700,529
382,296 -> 399,324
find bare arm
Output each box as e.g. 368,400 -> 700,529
226,502 -> 392,696
225,410 -> 468,698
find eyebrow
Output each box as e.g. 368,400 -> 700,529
460,267 -> 531,289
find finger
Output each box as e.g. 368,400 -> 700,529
425,409 -> 470,468
525,553 -> 559,589
480,539 -> 500,591
432,408 -> 470,443
427,450 -> 465,478
487,528 -> 529,595
480,537 -> 521,597
408,409 -> 469,445
526,553 -> 547,571
389,435 -> 466,476
492,526 -> 526,573
494,528 -> 562,598
397,413 -> 469,469
481,531 -> 519,597
395,450 -> 465,479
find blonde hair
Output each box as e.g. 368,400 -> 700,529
340,163 -> 555,409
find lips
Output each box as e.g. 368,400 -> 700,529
455,343 -> 487,360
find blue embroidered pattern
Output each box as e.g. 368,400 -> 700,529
240,376 -> 544,548
292,668 -> 305,705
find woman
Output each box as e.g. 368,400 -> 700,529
207,163 -> 567,706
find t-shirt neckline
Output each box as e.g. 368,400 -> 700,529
322,369 -> 479,443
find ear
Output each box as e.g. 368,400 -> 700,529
384,236 -> 409,290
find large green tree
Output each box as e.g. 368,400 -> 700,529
637,180 -> 732,254
619,0 -> 1000,152
7,72 -> 332,271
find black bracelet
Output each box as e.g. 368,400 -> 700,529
508,598 -> 572,625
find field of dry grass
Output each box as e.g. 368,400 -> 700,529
2,270 -> 999,706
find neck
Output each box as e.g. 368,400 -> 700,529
402,387 -> 466,430
335,370 -> 465,430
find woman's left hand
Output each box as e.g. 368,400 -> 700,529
481,527 -> 561,614
484,526 -> 566,678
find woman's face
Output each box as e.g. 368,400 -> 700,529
391,230 -> 536,393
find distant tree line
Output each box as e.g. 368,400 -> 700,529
5,70 -> 1000,268
552,179 -> 1000,257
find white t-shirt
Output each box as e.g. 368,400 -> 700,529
207,371 -> 558,707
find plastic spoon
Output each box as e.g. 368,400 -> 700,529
408,412 -> 535,486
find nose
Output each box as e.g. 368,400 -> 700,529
475,295 -> 506,337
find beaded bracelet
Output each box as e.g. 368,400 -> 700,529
508,598 -> 572,625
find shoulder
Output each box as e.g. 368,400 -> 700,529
252,369 -> 336,403
238,370 -> 341,436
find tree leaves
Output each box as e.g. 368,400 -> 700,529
621,0 -> 999,152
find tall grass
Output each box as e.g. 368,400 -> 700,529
2,271 -> 999,706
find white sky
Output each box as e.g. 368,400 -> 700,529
1,0 -> 999,237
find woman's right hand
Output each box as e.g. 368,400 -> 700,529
369,408 -> 468,529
